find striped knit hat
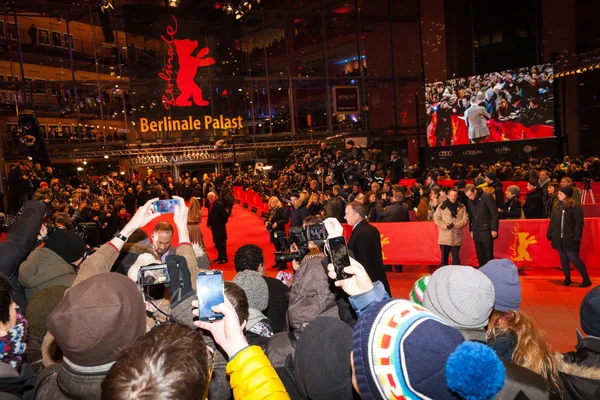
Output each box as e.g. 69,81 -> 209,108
352,299 -> 505,400
409,275 -> 430,306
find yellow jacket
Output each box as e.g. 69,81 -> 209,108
226,346 -> 290,400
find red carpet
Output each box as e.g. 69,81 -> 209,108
145,204 -> 598,353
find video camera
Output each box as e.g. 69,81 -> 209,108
137,264 -> 170,301
273,223 -> 328,263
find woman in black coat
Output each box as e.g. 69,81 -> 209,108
266,196 -> 289,270
500,186 -> 522,219
546,186 -> 591,287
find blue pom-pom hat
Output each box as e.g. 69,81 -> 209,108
352,299 -> 505,400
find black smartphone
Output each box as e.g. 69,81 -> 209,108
327,236 -> 351,280
152,199 -> 180,213
196,271 -> 224,321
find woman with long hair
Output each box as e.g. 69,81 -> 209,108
364,191 -> 380,222
416,187 -> 431,221
266,196 -> 289,270
187,197 -> 203,246
547,186 -> 591,287
487,309 -> 562,397
544,183 -> 560,218
307,193 -> 323,216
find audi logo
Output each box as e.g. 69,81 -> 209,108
438,151 -> 453,157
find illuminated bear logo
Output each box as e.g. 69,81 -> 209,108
174,39 -> 215,107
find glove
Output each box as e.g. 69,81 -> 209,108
165,255 -> 194,308
446,223 -> 454,230
323,217 -> 343,239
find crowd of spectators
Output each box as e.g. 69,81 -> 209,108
0,143 -> 600,398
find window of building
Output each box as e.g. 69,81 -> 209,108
491,31 -> 503,44
480,33 -> 491,46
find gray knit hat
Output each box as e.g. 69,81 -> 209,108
423,266 -> 495,341
232,270 -> 269,311
506,185 -> 520,197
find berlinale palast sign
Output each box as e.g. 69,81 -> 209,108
138,15 -> 243,132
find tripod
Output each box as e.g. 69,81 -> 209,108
581,181 -> 595,204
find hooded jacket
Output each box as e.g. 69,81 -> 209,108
18,248 -> 76,301
433,201 -> 469,246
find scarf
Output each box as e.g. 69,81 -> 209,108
444,198 -> 459,218
0,312 -> 28,370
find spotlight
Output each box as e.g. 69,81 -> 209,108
83,160 -> 88,165
104,155 -> 109,159
77,167 -> 83,172
168,0 -> 179,7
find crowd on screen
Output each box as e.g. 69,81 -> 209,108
425,64 -> 554,145
1,142 -> 600,398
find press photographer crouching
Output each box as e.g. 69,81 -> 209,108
267,216 -> 340,368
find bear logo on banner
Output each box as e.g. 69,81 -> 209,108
159,15 -> 215,109
174,39 -> 215,107
509,223 -> 537,263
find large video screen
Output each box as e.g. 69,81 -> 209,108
425,64 -> 554,147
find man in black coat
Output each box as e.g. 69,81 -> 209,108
8,161 -> 32,214
207,192 -> 229,263
465,184 -> 499,267
233,244 -> 289,334
388,151 -> 404,184
123,187 -> 137,215
344,201 -> 391,295
523,181 -> 544,219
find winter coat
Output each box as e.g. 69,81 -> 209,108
307,202 -> 323,216
375,200 -> 409,222
18,247 -> 76,301
263,276 -> 289,334
547,201 -> 584,252
467,191 -> 499,242
489,180 -> 505,209
267,207 -> 288,243
464,105 -> 491,140
523,187 -> 545,219
289,205 -> 309,228
502,196 -> 522,219
226,346 -> 289,400
557,354 -> 600,400
433,201 -> 469,246
221,185 -> 235,206
323,198 -> 342,221
416,197 -> 430,221
0,201 -> 47,312
564,336 -> 600,369
267,252 -> 339,368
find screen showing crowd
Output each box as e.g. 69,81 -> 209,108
425,64 -> 554,147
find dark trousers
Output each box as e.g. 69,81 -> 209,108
212,228 -> 227,261
558,250 -> 590,281
225,204 -> 233,216
440,245 -> 461,266
271,231 -> 286,268
474,240 -> 494,267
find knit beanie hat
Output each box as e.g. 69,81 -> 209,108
479,259 -> 522,312
352,299 -> 505,400
409,275 -> 430,306
474,177 -> 486,187
506,185 -> 520,197
233,270 -> 269,312
486,171 -> 497,181
455,180 -> 467,189
47,273 -> 146,367
45,230 -> 86,264
559,186 -> 574,198
423,266 -> 495,341
26,285 -> 69,338
580,286 -> 600,336
294,317 -> 354,400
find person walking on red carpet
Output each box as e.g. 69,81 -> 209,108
207,192 -> 229,264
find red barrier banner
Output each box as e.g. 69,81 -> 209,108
342,219 -> 600,268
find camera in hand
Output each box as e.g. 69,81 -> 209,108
273,223 -> 328,263
138,264 -> 170,301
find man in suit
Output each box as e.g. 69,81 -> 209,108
344,201 -> 391,295
207,192 -> 229,264
465,183 -> 499,266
